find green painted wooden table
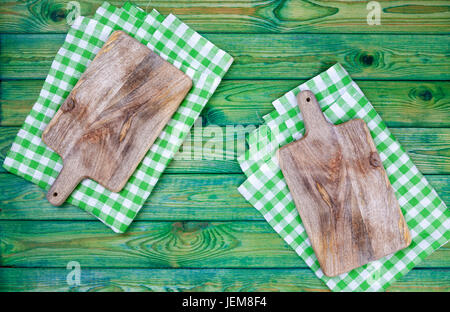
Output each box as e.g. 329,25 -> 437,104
0,0 -> 449,292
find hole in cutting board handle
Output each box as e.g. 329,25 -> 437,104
46,166 -> 85,206
306,97 -> 311,102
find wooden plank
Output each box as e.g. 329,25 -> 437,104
0,267 -> 448,292
1,127 -> 449,175
1,0 -> 450,34
0,220 -> 448,269
2,80 -> 449,127
0,172 -> 250,220
1,33 -> 449,80
0,172 -> 448,221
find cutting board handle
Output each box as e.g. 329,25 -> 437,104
297,90 -> 331,135
47,163 -> 84,206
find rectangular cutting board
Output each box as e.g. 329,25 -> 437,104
42,30 -> 192,206
278,90 -> 411,277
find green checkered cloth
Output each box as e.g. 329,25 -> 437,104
3,2 -> 233,233
237,64 -> 449,291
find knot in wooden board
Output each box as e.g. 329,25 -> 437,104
369,151 -> 381,168
61,96 -> 75,112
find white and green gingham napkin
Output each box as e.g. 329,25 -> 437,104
3,2 -> 233,233
237,63 -> 449,291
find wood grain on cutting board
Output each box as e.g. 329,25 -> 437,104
278,91 -> 411,277
42,30 -> 192,206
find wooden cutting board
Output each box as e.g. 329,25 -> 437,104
278,90 -> 411,277
42,30 -> 192,206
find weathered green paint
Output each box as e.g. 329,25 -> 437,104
0,268 -> 449,292
1,0 -> 450,34
0,220 -> 449,269
1,33 -> 449,80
